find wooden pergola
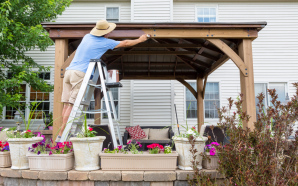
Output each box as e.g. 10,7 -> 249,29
42,22 -> 266,138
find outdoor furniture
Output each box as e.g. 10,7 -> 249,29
200,124 -> 228,145
124,126 -> 175,150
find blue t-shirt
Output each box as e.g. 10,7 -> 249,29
66,34 -> 120,73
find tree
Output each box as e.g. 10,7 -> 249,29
0,0 -> 72,115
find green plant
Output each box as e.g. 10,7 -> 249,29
164,145 -> 172,154
77,113 -> 97,138
127,140 -> 143,154
147,143 -> 164,154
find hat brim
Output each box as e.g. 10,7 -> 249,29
90,23 -> 116,36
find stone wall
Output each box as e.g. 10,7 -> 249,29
0,168 -> 224,186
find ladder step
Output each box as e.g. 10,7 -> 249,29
82,109 -> 112,114
89,82 -> 123,89
80,101 -> 90,106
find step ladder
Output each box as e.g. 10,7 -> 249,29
60,59 -> 123,147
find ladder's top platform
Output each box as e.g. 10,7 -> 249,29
90,59 -> 107,66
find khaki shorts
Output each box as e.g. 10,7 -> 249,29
61,70 -> 85,104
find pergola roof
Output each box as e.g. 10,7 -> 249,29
42,22 -> 266,80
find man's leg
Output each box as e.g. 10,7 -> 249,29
58,103 -> 73,137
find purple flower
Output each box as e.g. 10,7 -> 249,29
139,144 -> 142,148
49,151 -> 53,155
117,146 -> 122,150
32,143 -> 38,148
46,144 -> 51,148
0,127 -> 3,131
210,148 -> 216,156
28,147 -> 31,151
37,151 -> 41,155
211,142 -> 220,146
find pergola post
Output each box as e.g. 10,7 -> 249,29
239,39 -> 256,129
53,39 -> 68,141
94,89 -> 102,124
197,76 -> 204,132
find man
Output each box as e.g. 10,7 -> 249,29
56,20 -> 148,142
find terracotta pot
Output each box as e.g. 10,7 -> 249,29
202,152 -> 219,170
99,151 -> 178,171
0,151 -> 12,168
7,137 -> 43,169
173,137 -> 208,170
27,152 -> 74,171
70,136 -> 106,171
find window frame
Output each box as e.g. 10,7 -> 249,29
184,80 -> 221,121
255,81 -> 289,108
105,6 -> 120,22
195,4 -> 218,23
3,71 -> 52,121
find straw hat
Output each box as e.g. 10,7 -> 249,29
90,20 -> 116,36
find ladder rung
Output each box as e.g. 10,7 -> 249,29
82,109 -> 112,114
89,82 -> 123,89
80,101 -> 90,106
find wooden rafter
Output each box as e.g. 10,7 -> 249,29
178,55 -> 210,69
176,78 -> 197,99
129,43 -> 203,48
105,50 -> 197,55
207,39 -> 248,77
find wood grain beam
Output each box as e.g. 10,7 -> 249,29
203,76 -> 208,99
130,43 -> 203,48
105,50 -> 197,55
208,39 -> 248,77
197,76 -> 204,132
49,29 -> 258,39
176,78 -> 197,99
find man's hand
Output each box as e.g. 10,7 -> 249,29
138,34 -> 149,42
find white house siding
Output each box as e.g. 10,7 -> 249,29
173,2 -> 298,129
131,0 -> 173,22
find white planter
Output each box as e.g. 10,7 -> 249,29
27,152 -> 74,171
174,137 -> 208,170
70,136 -> 106,171
0,151 -> 12,168
202,152 -> 219,170
7,137 -> 43,169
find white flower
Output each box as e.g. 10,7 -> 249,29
21,131 -> 26,135
186,129 -> 195,135
3,128 -> 9,131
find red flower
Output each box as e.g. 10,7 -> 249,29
88,127 -> 93,131
192,126 -> 195,130
26,130 -> 31,133
159,145 -> 164,150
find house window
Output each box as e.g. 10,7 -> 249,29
5,72 -> 51,120
197,7 -> 217,22
255,82 -> 288,113
87,88 -> 119,120
186,82 -> 220,119
106,7 -> 119,22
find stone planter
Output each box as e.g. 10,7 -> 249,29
27,152 -> 74,171
173,137 -> 208,170
202,152 -> 219,170
99,151 -> 178,171
0,151 -> 12,168
7,137 -> 43,169
70,136 -> 106,171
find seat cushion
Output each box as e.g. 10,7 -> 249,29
125,125 -> 147,140
140,128 -> 150,140
148,128 -> 170,140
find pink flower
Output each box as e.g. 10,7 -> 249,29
117,146 -> 122,150
49,151 -> 53,155
88,127 -> 93,131
210,148 -> 216,156
127,140 -> 132,145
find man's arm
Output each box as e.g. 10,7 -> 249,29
115,34 -> 148,48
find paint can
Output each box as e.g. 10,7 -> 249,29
107,70 -> 119,83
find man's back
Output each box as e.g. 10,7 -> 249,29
66,34 -> 120,73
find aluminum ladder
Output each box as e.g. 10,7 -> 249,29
60,59 -> 123,147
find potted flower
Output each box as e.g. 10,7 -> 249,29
70,114 -> 106,171
100,141 -> 178,170
7,102 -> 43,169
27,136 -> 74,171
202,142 -> 220,170
173,126 -> 208,170
0,141 -> 11,167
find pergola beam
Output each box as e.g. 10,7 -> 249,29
207,39 -> 248,77
48,29 -> 258,39
105,50 -> 197,55
176,78 -> 197,99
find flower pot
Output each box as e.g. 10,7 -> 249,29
48,126 -> 53,130
173,137 -> 208,170
27,152 -> 74,171
202,152 -> 219,170
99,151 -> 178,171
0,151 -> 12,168
7,137 -> 43,169
70,136 -> 106,171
